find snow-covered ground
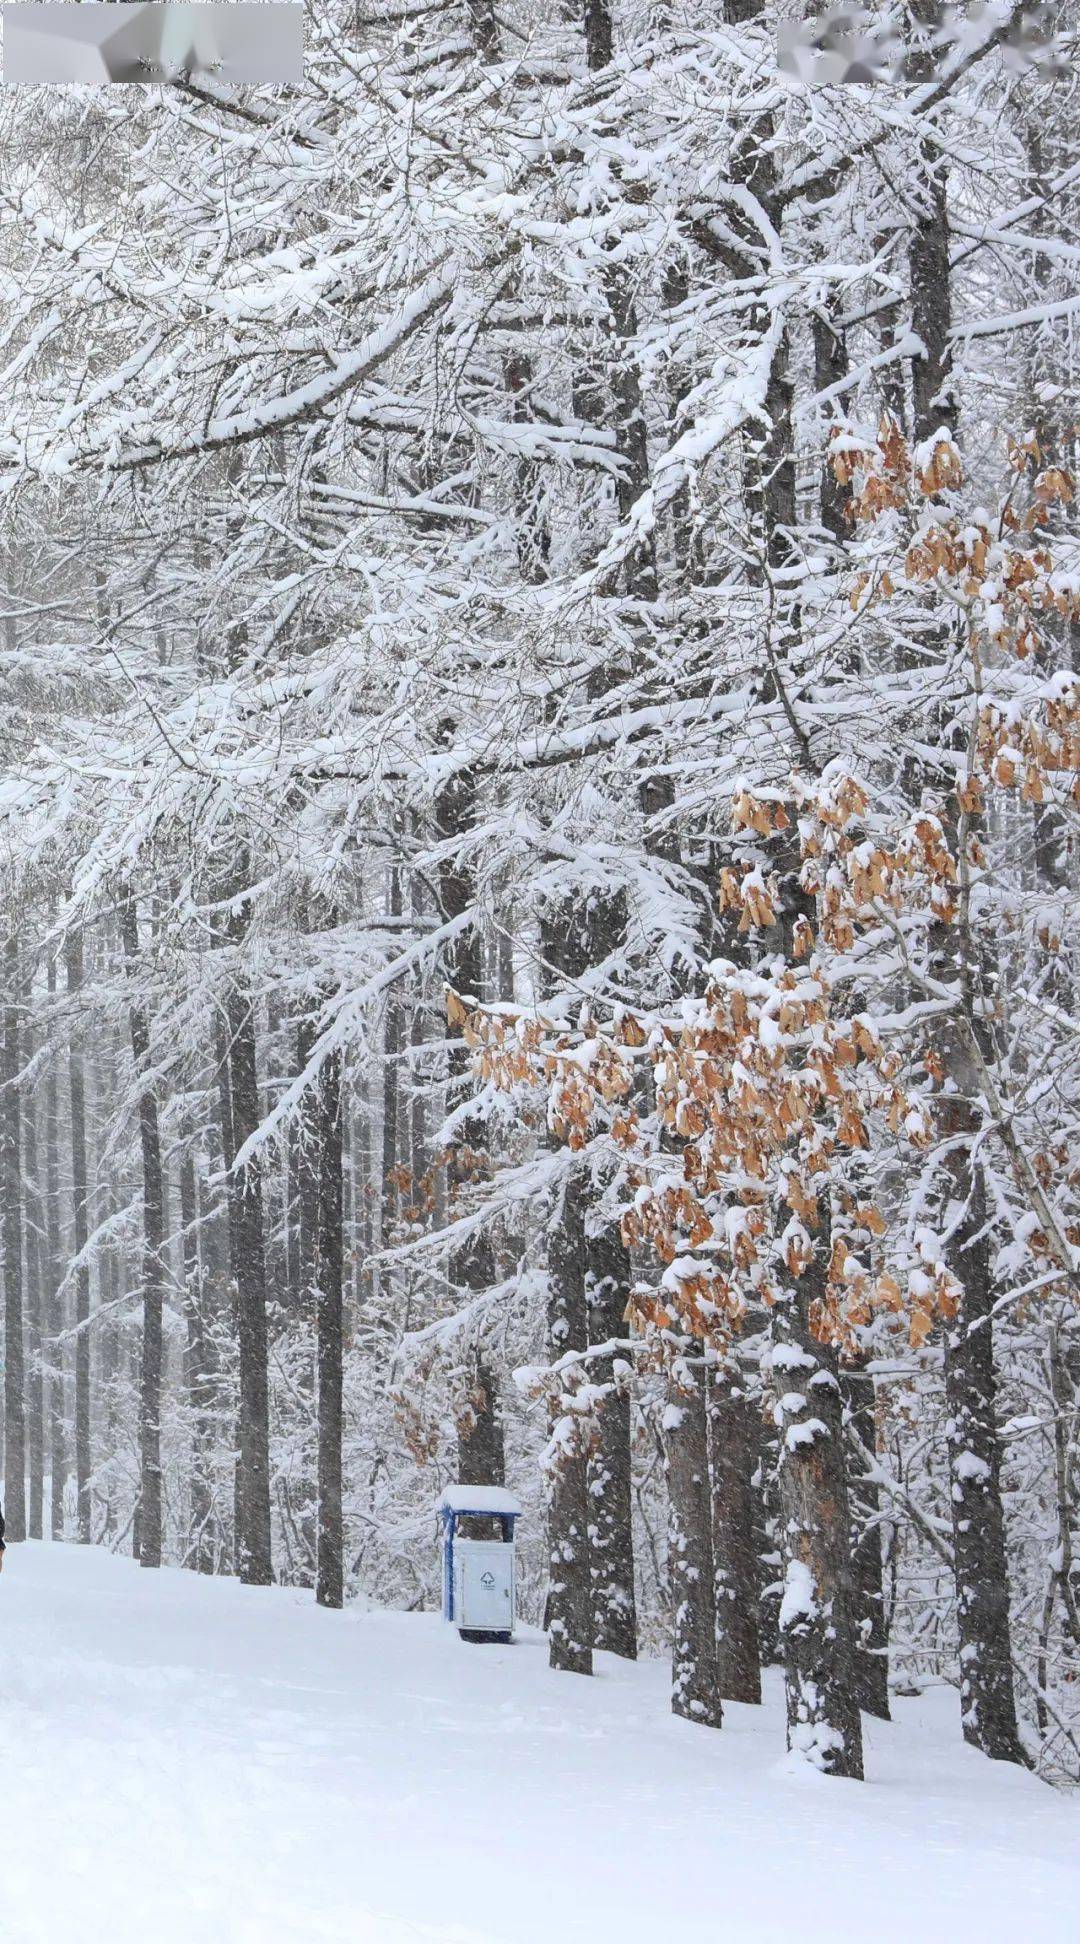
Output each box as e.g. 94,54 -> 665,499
3,1543 -> 1077,1943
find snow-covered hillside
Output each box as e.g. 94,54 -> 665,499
3,1544 -> 1077,1943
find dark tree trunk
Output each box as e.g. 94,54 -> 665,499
546,1167 -> 592,1676
666,1355 -> 721,1727
584,0 -> 612,71
585,1226 -> 637,1658
121,896 -> 165,1570
708,1356 -> 762,1704
2,935 -> 25,1543
905,92 -> 1025,1759
437,772 -> 504,1489
943,1138 -> 1027,1762
906,0 -> 958,444
315,1044 -> 344,1610
294,1009 -> 319,1312
812,300 -> 850,547
910,170 -> 957,441
227,980 -> 272,1585
65,930 -> 92,1544
843,1361 -> 891,1720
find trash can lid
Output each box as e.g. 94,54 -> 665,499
437,1485 -> 523,1516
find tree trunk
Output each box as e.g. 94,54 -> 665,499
942,1126 -> 1027,1762
2,934 -> 25,1543
843,1361 -> 891,1719
665,1355 -> 721,1727
546,1166 -> 593,1676
65,930 -> 92,1544
585,1226 -> 638,1658
437,773 -> 504,1490
381,862 -> 403,1239
708,1356 -> 762,1703
227,980 -> 272,1585
179,1136 -> 214,1571
906,76 -> 1025,1759
23,1051 -> 46,1541
44,948 -> 66,1540
773,1287 -> 864,1777
121,896 -> 165,1570
315,1044 -> 344,1609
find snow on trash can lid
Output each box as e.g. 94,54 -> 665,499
436,1485 -> 522,1516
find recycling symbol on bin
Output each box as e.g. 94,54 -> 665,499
481,1570 -> 495,1588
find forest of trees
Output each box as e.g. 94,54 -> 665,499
0,0 -> 1076,1785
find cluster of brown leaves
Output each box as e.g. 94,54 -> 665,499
449,968 -> 955,1359
806,1226 -> 960,1358
831,416 -> 913,520
976,688 -> 1080,828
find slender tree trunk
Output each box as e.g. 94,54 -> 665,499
179,1137 -> 213,1571
708,1356 -> 762,1704
754,1422 -> 782,1668
315,1044 -> 344,1609
546,1166 -> 592,1676
227,979 -> 272,1585
437,774 -> 504,1489
24,1051 -> 46,1541
843,1361 -> 891,1719
66,930 -> 92,1544
2,935 -> 25,1543
586,1226 -> 637,1657
295,1008 -> 319,1313
666,1355 -> 721,1726
942,1120 -> 1027,1761
905,56 -> 1025,1760
121,896 -> 165,1570
44,949 -> 66,1540
381,862 -> 403,1239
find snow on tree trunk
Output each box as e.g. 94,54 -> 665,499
178,1138 -> 214,1573
586,1226 -> 638,1659
773,1297 -> 864,1779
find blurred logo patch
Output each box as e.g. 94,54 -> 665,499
1,2 -> 303,84
777,4 -> 1065,87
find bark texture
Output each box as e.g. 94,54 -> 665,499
546,1167 -> 593,1676
665,1357 -> 721,1727
66,930 -> 92,1544
586,1220 -> 638,1659
121,897 -> 165,1570
708,1357 -> 762,1704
